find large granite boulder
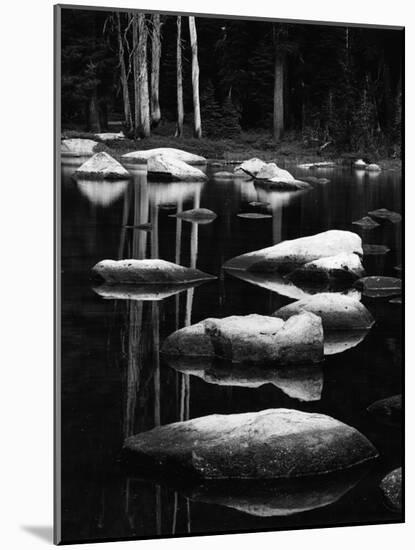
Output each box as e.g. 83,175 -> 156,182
162,312 -> 323,366
273,293 -> 374,331
380,468 -> 402,511
61,138 -> 98,156
287,252 -> 365,284
256,163 -> 294,181
124,408 -> 378,479
74,152 -> 130,180
147,154 -> 207,181
122,147 -> 206,165
234,158 -> 267,177
91,259 -> 216,285
223,230 -> 363,273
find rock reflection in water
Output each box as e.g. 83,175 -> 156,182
76,179 -> 129,207
324,330 -> 370,356
165,357 -> 323,401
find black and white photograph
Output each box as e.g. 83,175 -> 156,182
55,3 -> 403,545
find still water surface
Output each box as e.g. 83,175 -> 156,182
60,159 -> 403,543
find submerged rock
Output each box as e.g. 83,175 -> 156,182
91,259 -> 216,285
363,244 -> 390,255
367,394 -> 402,426
167,358 -> 323,401
234,158 -> 267,177
274,293 -> 374,331
124,408 -> 378,479
74,152 -> 130,180
223,230 -> 363,273
287,252 -> 365,284
61,138 -> 98,156
162,312 -> 323,365
352,216 -> 380,230
237,213 -> 272,219
368,208 -> 402,224
173,208 -> 217,223
380,468 -> 402,511
249,201 -> 270,207
354,276 -> 402,299
147,154 -> 207,181
122,147 -> 206,165
213,171 -> 234,179
317,178 -> 331,184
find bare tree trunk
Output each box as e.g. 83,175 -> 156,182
273,54 -> 284,142
132,14 -> 140,136
150,14 -> 161,127
188,16 -> 202,138
116,13 -> 132,132
175,16 -> 184,137
138,14 -> 151,137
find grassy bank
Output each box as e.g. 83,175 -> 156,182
62,127 -> 402,171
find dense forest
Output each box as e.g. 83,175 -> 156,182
61,8 -> 403,156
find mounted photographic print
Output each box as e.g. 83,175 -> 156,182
54,3 -> 404,544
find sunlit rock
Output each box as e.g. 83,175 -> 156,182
74,151 -> 130,180
274,293 -> 374,331
234,158 -> 267,177
297,161 -> 336,169
256,163 -> 294,181
223,230 -> 363,273
91,259 -> 216,284
76,179 -> 128,206
367,394 -> 402,426
124,408 -> 378,479
354,159 -> 367,168
166,358 -> 323,401
352,216 -> 380,229
122,147 -> 206,165
147,154 -> 207,181
287,252 -> 365,284
365,163 -> 381,172
162,312 -> 323,365
61,138 -> 99,156
368,208 -> 402,224
363,244 -> 390,255
173,208 -> 217,223
92,281 -> 202,301
205,312 -> 323,365
380,468 -> 402,511
94,131 -> 125,141
354,276 -> 402,299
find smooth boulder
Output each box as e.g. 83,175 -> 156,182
122,147 -> 206,165
365,163 -> 381,172
61,138 -> 98,156
380,468 -> 402,511
223,230 -> 363,273
354,159 -> 367,168
274,293 -> 374,331
124,408 -> 378,479
287,252 -> 365,284
91,259 -> 216,285
147,154 -> 207,181
74,151 -> 130,180
162,312 -> 323,365
234,158 -> 267,177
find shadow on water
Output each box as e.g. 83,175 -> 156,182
60,162 -> 403,542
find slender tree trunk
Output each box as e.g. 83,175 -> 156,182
150,14 -> 161,127
132,14 -> 140,136
175,16 -> 184,137
188,16 -> 202,138
116,13 -> 132,132
88,88 -> 101,132
273,54 -> 284,142
138,14 -> 151,137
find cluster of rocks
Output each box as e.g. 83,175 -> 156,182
353,159 -> 382,171
233,158 -> 310,190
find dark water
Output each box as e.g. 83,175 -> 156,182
60,158 -> 403,543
